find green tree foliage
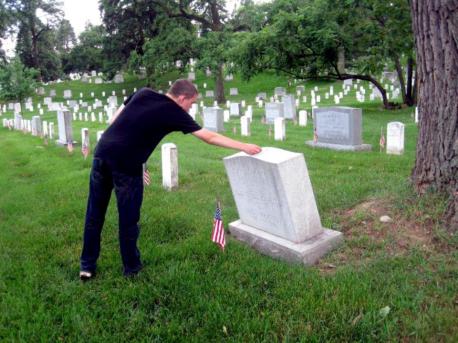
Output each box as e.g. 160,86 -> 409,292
151,0 -> 235,103
7,0 -> 63,80
99,0 -> 162,77
67,24 -> 105,73
0,56 -> 38,104
234,0 -> 415,109
140,24 -> 197,87
55,19 -> 76,74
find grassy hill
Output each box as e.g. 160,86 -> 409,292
0,72 -> 456,341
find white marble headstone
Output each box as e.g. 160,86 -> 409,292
223,147 -> 342,264
161,143 -> 178,191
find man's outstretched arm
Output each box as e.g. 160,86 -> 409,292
192,128 -> 261,155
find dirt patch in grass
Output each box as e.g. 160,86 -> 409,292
318,198 -> 454,273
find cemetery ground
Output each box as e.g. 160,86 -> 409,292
0,72 -> 457,341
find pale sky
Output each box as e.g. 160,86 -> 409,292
2,0 -> 269,56
62,0 -> 102,36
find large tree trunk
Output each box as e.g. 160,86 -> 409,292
410,0 -> 458,231
405,57 -> 415,106
215,63 -> 226,104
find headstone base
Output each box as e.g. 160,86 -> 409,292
305,141 -> 372,151
56,140 -> 77,146
228,219 -> 343,265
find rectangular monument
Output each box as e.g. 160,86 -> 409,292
306,107 -> 371,151
230,103 -> 242,116
203,107 -> 224,133
265,102 -> 284,124
224,148 -> 342,265
386,121 -> 405,155
162,143 -> 178,190
56,110 -> 74,145
282,94 -> 297,120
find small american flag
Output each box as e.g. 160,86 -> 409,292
81,134 -> 90,159
313,127 -> 318,143
211,201 -> 225,251
379,127 -> 385,152
142,163 -> 150,186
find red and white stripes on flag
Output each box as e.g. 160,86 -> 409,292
211,201 -> 225,251
142,163 -> 151,186
82,134 -> 90,159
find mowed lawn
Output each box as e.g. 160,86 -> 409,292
0,73 -> 456,342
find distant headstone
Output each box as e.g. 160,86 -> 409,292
91,70 -> 97,77
64,90 -> 72,99
230,88 -> 238,96
224,147 -> 343,265
306,107 -> 372,151
108,96 -> 118,107
205,90 -> 214,98
31,116 -> 42,136
37,87 -> 45,95
162,143 -> 178,190
94,77 -> 103,84
257,92 -> 267,100
282,94 -> 297,120
343,79 -> 353,87
114,73 -> 124,83
274,117 -> 285,141
274,87 -> 286,96
241,116 -> 250,136
230,103 -> 242,116
203,107 -> 224,132
14,113 -> 23,130
49,89 -> 56,97
265,102 -> 284,124
188,72 -> 195,81
56,110 -> 74,145
299,110 -> 307,127
296,85 -> 305,93
81,74 -> 89,83
386,122 -> 405,155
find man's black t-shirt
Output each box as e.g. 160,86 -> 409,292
95,88 -> 201,175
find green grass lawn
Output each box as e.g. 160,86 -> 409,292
0,72 -> 456,342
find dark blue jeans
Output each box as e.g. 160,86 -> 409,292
80,158 -> 143,275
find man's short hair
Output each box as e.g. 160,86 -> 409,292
168,79 -> 198,98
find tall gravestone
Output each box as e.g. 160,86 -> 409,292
282,94 -> 297,120
14,113 -> 23,130
56,110 -> 74,145
203,107 -> 224,133
161,143 -> 178,190
64,90 -> 72,99
230,103 -> 242,116
31,116 -> 42,136
306,107 -> 371,151
386,121 -> 405,155
265,102 -> 284,124
224,148 -> 342,265
274,87 -> 286,96
241,116 -> 250,136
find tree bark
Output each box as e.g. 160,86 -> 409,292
405,57 -> 415,106
215,63 -> 226,104
410,0 -> 458,231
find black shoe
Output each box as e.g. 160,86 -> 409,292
79,270 -> 95,281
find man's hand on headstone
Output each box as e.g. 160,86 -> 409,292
242,144 -> 262,155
